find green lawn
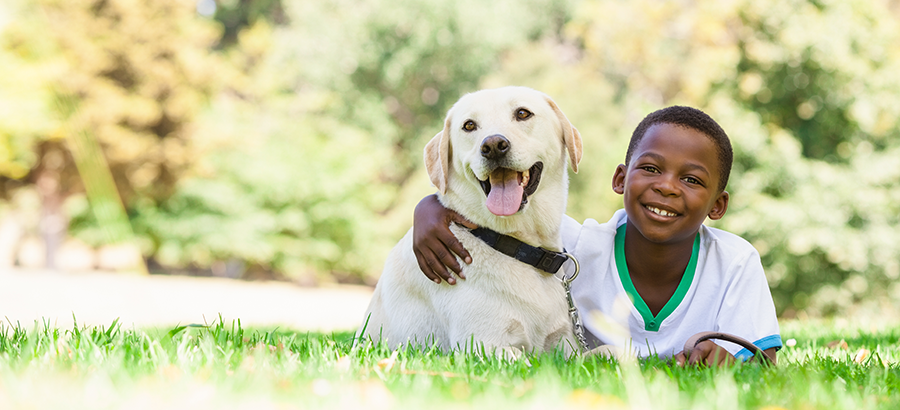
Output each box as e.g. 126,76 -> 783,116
1,317 -> 898,409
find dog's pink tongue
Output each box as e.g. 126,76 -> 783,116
486,168 -> 523,216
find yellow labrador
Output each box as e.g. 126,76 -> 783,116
357,86 -> 583,358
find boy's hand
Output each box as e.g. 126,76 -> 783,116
413,194 -> 478,285
673,340 -> 737,367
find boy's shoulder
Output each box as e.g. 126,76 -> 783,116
699,224 -> 761,262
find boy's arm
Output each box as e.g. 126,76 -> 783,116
413,194 -> 478,285
705,238 -> 782,364
673,341 -> 736,366
672,342 -> 777,366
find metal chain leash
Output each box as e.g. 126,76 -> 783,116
561,253 -> 589,352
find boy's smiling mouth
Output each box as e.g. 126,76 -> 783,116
645,205 -> 679,217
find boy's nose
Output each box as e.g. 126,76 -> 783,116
653,175 -> 680,196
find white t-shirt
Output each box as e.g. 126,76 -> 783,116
561,209 -> 781,359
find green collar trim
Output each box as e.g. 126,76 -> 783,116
614,223 -> 700,332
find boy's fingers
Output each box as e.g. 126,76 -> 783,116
426,227 -> 463,274
673,352 -> 686,366
434,246 -> 463,276
445,212 -> 474,265
687,341 -> 712,366
441,234 -> 472,268
415,249 -> 455,285
428,247 -> 459,285
686,341 -> 734,366
698,342 -> 733,366
414,249 -> 441,284
711,348 -> 727,366
688,349 -> 704,366
705,352 -> 720,366
714,348 -> 736,366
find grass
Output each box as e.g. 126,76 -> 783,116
1,317 -> 898,409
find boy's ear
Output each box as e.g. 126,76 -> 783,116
707,191 -> 729,220
612,164 -> 626,195
424,116 -> 452,195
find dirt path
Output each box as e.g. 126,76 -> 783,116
0,268 -> 374,332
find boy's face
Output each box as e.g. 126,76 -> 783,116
612,123 -> 729,246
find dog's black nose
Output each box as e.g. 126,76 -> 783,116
481,135 -> 510,160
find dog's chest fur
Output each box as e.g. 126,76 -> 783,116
439,224 -> 573,351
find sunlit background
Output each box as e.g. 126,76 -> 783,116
1,0 -> 899,319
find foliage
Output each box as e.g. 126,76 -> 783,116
278,0 -> 570,186
1,319 -> 900,409
0,0 -> 60,183
1,0 -> 900,313
211,0 -> 288,48
0,0 -> 220,203
131,88 -> 394,278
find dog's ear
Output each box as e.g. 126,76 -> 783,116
424,116 -> 452,194
545,97 -> 583,173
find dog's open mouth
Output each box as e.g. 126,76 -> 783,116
478,162 -> 543,216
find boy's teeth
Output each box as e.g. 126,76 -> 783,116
648,206 -> 675,217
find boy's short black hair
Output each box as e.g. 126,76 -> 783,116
625,106 -> 733,192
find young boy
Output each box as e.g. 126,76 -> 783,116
412,106 -> 781,365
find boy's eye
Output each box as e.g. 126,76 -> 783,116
639,166 -> 659,173
683,176 -> 702,185
462,120 -> 477,132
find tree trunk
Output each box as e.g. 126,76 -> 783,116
35,148 -> 68,270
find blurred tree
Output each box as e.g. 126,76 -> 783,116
0,0 -> 220,267
729,0 -> 900,162
0,0 -> 61,193
210,0 -> 288,49
281,0 -> 571,206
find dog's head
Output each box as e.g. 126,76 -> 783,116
424,87 -> 582,219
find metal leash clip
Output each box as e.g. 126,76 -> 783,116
561,252 -> 589,352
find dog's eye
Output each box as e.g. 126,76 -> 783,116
515,108 -> 533,121
462,120 -> 477,132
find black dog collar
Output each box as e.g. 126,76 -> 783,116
469,227 -> 568,274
